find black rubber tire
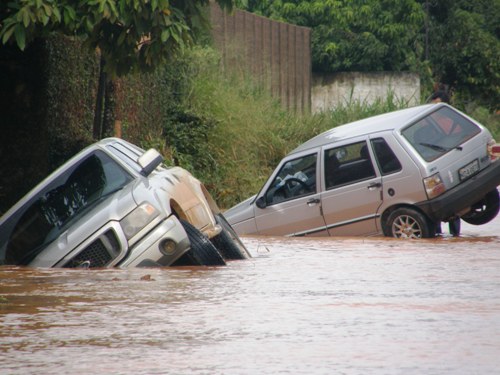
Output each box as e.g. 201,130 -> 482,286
179,220 -> 226,266
462,189 -> 500,225
385,208 -> 436,239
214,214 -> 251,259
212,227 -> 248,260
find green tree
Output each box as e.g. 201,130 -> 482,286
424,0 -> 500,107
242,0 -> 499,109
241,0 -> 425,72
0,0 -> 234,77
0,0 -> 234,138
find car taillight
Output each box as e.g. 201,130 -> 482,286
487,139 -> 500,161
423,173 -> 446,199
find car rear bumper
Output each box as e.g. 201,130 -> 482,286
416,160 -> 500,222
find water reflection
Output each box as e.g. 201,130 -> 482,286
1,220 -> 500,374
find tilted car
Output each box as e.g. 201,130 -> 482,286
0,138 -> 249,268
225,103 -> 500,238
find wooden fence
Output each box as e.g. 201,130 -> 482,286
210,4 -> 311,114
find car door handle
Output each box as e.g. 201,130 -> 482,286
367,182 -> 382,190
307,198 -> 320,206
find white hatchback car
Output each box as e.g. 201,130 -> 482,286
225,103 -> 500,238
0,138 -> 249,268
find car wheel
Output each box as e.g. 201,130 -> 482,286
178,220 -> 226,266
462,189 -> 500,225
385,208 -> 436,238
211,214 -> 251,260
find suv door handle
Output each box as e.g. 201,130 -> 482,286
367,182 -> 382,190
307,198 -> 320,206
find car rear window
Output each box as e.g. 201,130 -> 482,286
402,107 -> 481,162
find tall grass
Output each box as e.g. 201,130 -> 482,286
160,46 -> 499,209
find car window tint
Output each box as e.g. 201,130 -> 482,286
402,107 -> 481,162
1,151 -> 133,265
324,141 -> 376,189
371,138 -> 402,175
265,154 -> 317,205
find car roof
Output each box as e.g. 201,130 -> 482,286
290,103 -> 440,154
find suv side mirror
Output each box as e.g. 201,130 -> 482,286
138,149 -> 164,176
256,196 -> 267,209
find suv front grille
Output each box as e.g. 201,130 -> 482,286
64,230 -> 121,268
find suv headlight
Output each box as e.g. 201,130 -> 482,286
120,203 -> 159,240
423,173 -> 446,199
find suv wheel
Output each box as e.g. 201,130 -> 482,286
385,208 -> 436,239
462,189 -> 500,225
178,220 -> 226,266
211,214 -> 251,260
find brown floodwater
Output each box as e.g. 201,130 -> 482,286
1,218 -> 500,374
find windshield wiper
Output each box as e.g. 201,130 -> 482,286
419,142 -> 451,153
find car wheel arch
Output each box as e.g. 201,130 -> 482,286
380,204 -> 434,236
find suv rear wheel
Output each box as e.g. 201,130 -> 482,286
385,208 -> 436,238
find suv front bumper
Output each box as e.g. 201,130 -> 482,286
416,160 -> 500,222
118,215 -> 190,268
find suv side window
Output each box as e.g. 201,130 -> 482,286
265,153 -> 317,205
324,141 -> 376,189
371,138 -> 402,175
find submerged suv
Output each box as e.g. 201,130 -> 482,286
0,138 -> 249,268
225,103 -> 500,238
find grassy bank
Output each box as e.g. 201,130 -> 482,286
151,46 -> 500,210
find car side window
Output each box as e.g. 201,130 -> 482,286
324,141 -> 376,189
371,138 -> 402,175
265,154 -> 317,205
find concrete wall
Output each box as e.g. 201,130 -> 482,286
312,72 -> 420,113
210,4 -> 311,114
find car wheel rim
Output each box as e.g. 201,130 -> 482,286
392,214 -> 422,238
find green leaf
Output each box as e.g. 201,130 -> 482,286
1,25 -> 16,45
14,25 -> 26,50
52,7 -> 61,23
21,8 -> 31,27
161,29 -> 170,42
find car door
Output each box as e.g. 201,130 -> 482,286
320,139 -> 383,236
253,150 -> 328,236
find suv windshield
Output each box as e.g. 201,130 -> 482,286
0,151 -> 133,265
402,107 -> 481,162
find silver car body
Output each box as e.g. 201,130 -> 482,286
0,138 -> 224,268
225,103 -> 500,237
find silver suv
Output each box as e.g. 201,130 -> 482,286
0,138 -> 249,268
225,103 -> 500,238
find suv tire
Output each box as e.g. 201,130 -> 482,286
179,220 -> 226,266
212,214 -> 250,260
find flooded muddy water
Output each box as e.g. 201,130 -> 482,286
1,218 -> 500,374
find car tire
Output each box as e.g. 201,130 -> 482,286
461,189 -> 500,225
178,220 -> 226,266
211,214 -> 251,260
385,208 -> 436,238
